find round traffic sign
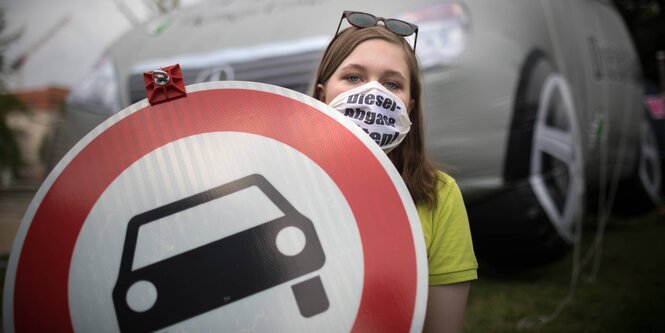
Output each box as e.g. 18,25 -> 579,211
3,81 -> 427,332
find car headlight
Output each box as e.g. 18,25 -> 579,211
400,2 -> 471,69
67,56 -> 121,115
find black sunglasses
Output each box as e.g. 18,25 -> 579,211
335,10 -> 419,50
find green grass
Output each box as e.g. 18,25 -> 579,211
1,209 -> 663,331
465,209 -> 665,333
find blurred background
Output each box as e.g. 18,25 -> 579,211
0,0 -> 204,266
0,0 -> 664,332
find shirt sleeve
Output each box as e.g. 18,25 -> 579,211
417,172 -> 478,285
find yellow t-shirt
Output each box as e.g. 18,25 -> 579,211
417,172 -> 478,285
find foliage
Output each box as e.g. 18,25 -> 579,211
613,0 -> 665,85
0,7 -> 26,177
0,94 -> 26,174
0,7 -> 21,90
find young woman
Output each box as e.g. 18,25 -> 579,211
312,11 -> 478,333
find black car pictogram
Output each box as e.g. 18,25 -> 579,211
112,174 -> 328,332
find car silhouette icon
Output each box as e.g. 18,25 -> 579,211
112,174 -> 328,332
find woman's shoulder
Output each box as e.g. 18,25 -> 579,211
433,170 -> 459,189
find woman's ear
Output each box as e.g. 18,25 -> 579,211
408,99 -> 415,114
316,83 -> 326,103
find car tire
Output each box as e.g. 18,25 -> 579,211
469,51 -> 585,269
611,107 -> 663,216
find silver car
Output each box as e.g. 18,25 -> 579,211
58,0 -> 662,267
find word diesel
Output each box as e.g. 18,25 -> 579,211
346,93 -> 402,112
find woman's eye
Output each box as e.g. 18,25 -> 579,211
345,75 -> 361,83
384,81 -> 400,90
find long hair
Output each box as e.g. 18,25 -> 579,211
313,26 -> 441,206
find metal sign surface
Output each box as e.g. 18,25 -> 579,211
3,81 -> 427,332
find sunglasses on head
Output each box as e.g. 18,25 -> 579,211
335,10 -> 419,51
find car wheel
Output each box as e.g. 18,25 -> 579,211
611,108 -> 663,216
638,113 -> 663,203
528,72 -> 585,244
468,51 -> 584,269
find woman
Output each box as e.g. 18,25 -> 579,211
312,11 -> 478,333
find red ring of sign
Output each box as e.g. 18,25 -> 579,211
11,88 -> 417,332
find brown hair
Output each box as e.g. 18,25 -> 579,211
313,26 -> 441,206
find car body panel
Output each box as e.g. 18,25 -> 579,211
58,0 -> 648,266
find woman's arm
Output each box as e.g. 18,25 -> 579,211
423,282 -> 471,333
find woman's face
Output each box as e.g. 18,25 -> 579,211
320,39 -> 412,112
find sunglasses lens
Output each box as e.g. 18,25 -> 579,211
385,20 -> 415,36
347,12 -> 377,28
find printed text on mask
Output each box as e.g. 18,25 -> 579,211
346,93 -> 402,112
344,93 -> 401,146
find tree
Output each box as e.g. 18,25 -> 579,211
0,7 -> 26,182
612,0 -> 665,86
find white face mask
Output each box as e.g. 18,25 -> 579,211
328,81 -> 412,153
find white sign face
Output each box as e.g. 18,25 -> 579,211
69,132 -> 363,332
4,81 -> 427,333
